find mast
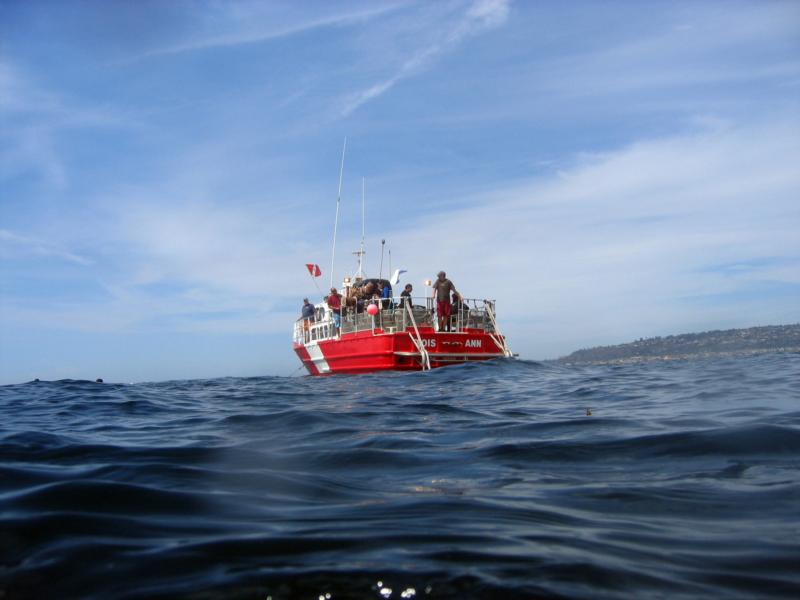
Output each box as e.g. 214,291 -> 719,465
330,137 -> 347,289
379,239 -> 386,280
357,177 -> 366,278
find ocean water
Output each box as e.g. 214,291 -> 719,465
1,354 -> 799,599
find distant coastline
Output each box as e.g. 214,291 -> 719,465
555,324 -> 800,365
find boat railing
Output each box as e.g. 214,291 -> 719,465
293,296 -> 499,344
293,305 -> 338,345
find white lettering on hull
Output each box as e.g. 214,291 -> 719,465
465,339 -> 482,348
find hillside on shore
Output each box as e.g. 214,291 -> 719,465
556,324 -> 800,365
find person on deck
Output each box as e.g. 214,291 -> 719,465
400,284 -> 413,309
451,292 -> 468,331
301,298 -> 315,322
433,271 -> 458,332
380,281 -> 392,309
327,288 -> 342,332
301,298 -> 315,341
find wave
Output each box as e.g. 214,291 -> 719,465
1,353 -> 799,598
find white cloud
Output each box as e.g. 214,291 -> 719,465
340,0 -> 510,116
373,119 -> 800,356
133,3 -> 403,60
544,5 -> 800,99
5,118 -> 797,360
0,127 -> 68,188
0,229 -> 91,265
114,199 -> 310,296
0,59 -> 138,189
0,61 -> 59,114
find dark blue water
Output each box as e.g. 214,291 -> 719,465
1,354 -> 799,599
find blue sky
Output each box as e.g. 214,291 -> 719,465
1,0 -> 799,383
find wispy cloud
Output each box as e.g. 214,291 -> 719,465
8,117 -> 797,355
0,58 -> 128,126
133,3 -> 403,60
340,0 -> 510,116
374,118 -> 800,355
0,61 -> 59,114
0,229 -> 92,266
0,59 -> 136,189
519,3 -> 800,102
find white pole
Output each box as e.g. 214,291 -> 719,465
330,137 -> 347,289
358,177 -> 365,278
379,239 -> 386,280
361,178 -> 365,247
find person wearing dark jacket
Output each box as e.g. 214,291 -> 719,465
300,298 -> 315,342
400,284 -> 413,309
451,292 -> 469,331
301,298 -> 315,321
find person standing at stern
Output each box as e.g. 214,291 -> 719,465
301,298 -> 315,342
301,298 -> 315,324
433,271 -> 458,332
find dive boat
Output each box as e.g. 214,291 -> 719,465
293,140 -> 512,375
292,277 -> 513,375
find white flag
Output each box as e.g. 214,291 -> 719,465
390,268 -> 407,286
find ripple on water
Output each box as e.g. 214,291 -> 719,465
1,354 -> 799,598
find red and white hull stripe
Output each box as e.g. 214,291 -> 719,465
294,327 -> 508,376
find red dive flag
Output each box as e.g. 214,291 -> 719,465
305,263 -> 322,277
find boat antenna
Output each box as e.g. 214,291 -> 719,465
357,177 -> 366,278
379,239 -> 386,280
330,137 -> 347,289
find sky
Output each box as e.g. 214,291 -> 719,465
1,0 -> 799,384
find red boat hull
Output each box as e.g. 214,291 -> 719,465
294,326 -> 507,375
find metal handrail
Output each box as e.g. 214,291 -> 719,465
294,296 -> 501,344
484,301 -> 513,357
405,301 -> 431,370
